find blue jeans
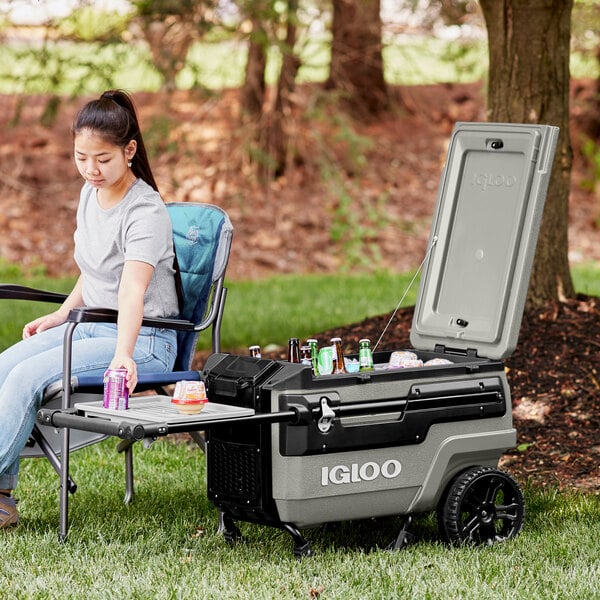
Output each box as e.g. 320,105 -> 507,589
0,323 -> 177,490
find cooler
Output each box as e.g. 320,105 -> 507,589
202,122 -> 559,555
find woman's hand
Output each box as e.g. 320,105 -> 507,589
23,275 -> 84,339
108,355 -> 138,393
22,311 -> 67,339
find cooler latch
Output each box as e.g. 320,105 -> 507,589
434,344 -> 479,358
317,396 -> 336,433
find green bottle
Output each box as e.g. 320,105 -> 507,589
306,338 -> 320,376
358,338 -> 374,371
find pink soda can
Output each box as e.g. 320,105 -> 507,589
103,368 -> 129,410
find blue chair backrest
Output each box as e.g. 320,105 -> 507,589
167,203 -> 233,371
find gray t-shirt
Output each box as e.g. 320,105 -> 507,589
74,179 -> 179,318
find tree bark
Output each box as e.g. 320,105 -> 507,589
263,0 -> 300,177
240,17 -> 267,119
480,0 -> 575,306
327,0 -> 387,117
133,0 -> 214,93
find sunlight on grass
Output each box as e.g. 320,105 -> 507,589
0,15 -> 596,96
384,37 -> 488,85
0,36 -> 490,96
571,262 -> 600,296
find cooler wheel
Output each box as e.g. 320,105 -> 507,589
438,465 -> 525,546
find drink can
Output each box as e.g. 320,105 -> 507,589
103,368 -> 129,410
317,346 -> 334,375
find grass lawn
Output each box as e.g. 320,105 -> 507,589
2,439 -> 599,599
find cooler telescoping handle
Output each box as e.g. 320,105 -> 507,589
36,406 -> 299,439
38,397 -> 422,441
37,408 -> 168,440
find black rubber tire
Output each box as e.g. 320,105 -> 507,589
438,465 -> 525,546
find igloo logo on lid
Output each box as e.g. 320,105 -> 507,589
472,172 -> 517,191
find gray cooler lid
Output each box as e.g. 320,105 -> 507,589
410,122 -> 559,360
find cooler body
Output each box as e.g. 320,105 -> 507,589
204,351 -> 513,528
205,122 -> 559,534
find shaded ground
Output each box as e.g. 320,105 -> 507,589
0,82 -> 599,491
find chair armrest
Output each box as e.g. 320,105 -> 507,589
0,283 -> 67,304
66,307 -> 196,332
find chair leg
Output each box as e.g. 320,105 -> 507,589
30,426 -> 77,494
188,430 -> 206,453
117,439 -> 135,504
59,427 -> 71,542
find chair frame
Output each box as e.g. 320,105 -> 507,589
0,202 -> 232,540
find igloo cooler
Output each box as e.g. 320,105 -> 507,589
203,122 -> 559,556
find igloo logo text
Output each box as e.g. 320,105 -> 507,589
472,172 -> 517,191
320,459 -> 402,486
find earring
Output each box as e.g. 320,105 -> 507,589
127,160 -> 132,168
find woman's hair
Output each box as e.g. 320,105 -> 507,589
73,89 -> 158,192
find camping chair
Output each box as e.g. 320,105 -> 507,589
2,202 -> 233,535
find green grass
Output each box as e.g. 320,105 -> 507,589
0,32 -> 596,96
571,261 -> 600,297
2,439 -> 599,599
220,271 -> 420,351
1,263 -> 598,353
0,270 -> 75,349
0,268 -> 419,353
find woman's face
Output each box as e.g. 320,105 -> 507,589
74,128 -> 136,191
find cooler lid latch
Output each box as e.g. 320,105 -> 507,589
317,396 -> 336,433
434,344 -> 479,359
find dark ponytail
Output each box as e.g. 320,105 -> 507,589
73,89 -> 159,192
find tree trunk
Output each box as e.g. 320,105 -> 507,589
138,16 -> 197,92
240,18 -> 267,119
480,0 -> 575,306
327,0 -> 387,117
263,0 -> 300,177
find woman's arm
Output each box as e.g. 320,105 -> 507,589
22,275 -> 85,338
108,260 -> 154,392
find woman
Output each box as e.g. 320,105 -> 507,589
0,90 -> 180,528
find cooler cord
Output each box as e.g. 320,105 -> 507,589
373,236 -> 438,352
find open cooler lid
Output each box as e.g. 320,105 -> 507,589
410,122 -> 559,360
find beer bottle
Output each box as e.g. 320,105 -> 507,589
358,338 -> 374,371
249,345 -> 262,358
288,337 -> 300,363
330,337 -> 347,374
300,345 -> 312,366
306,338 -> 320,376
